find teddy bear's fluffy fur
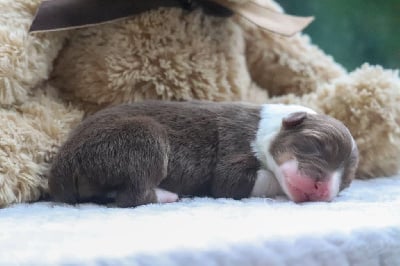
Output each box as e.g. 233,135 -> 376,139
1,0 -> 399,207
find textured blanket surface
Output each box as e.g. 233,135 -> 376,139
0,176 -> 399,266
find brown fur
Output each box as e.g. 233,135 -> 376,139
49,101 -> 262,207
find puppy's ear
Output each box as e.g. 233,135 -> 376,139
282,112 -> 307,129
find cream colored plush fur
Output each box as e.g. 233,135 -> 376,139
0,0 -> 399,206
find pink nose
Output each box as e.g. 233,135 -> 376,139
306,182 -> 330,201
286,177 -> 331,202
280,160 -> 333,202
291,181 -> 331,202
313,181 -> 327,193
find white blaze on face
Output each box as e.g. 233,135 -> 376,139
329,169 -> 343,201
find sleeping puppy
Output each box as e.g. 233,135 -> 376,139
48,101 -> 359,207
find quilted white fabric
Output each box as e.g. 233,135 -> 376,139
0,176 -> 399,266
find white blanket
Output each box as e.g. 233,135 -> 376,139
1,176 -> 399,266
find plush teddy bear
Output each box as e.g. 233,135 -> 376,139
0,0 -> 399,207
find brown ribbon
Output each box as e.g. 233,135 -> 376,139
29,0 -> 313,36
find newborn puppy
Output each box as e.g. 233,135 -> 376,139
48,101 -> 359,207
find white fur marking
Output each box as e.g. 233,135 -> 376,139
329,169 -> 343,200
251,104 -> 316,168
250,169 -> 283,197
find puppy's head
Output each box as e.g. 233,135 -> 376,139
269,112 -> 359,202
